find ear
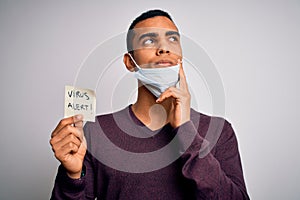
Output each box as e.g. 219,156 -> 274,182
123,53 -> 135,72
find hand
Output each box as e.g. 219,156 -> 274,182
156,60 -> 191,128
50,115 -> 87,179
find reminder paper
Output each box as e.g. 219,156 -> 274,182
64,85 -> 96,122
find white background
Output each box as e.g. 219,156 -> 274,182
0,1 -> 299,199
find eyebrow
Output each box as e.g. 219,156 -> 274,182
138,30 -> 180,42
165,31 -> 180,37
138,32 -> 158,42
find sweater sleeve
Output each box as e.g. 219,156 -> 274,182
176,120 -> 250,200
50,151 -> 96,200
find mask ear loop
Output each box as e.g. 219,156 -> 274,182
176,58 -> 183,88
177,59 -> 183,65
126,53 -> 140,71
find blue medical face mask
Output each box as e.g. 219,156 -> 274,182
127,53 -> 180,97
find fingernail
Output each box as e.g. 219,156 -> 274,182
76,114 -> 83,120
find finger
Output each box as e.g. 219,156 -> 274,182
178,59 -> 188,91
52,114 -> 83,137
61,139 -> 81,155
55,142 -> 80,161
51,125 -> 84,146
52,133 -> 82,152
74,120 -> 83,128
63,133 -> 82,148
51,115 -> 83,138
52,133 -> 82,154
156,87 -> 180,103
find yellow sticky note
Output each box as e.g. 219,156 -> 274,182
64,85 -> 96,122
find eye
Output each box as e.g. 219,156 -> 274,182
169,36 -> 178,42
143,38 -> 154,45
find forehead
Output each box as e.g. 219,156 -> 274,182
133,16 -> 178,32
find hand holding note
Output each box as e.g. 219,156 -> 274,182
50,115 -> 87,179
50,86 -> 96,179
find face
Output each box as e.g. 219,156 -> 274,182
127,16 -> 182,69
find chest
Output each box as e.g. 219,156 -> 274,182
97,160 -> 195,199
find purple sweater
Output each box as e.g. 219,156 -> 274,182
51,106 -> 249,199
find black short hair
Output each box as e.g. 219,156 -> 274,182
126,9 -> 174,53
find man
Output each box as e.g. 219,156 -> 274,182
50,9 -> 250,199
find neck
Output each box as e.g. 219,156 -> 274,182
131,84 -> 173,130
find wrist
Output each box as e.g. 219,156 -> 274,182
66,170 -> 82,179
66,166 -> 85,179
